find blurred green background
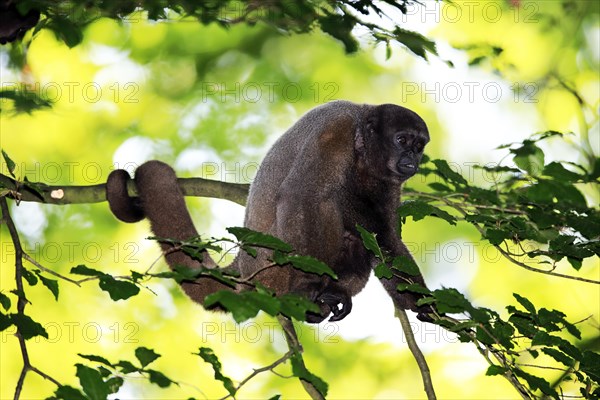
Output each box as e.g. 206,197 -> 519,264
1,1 -> 598,398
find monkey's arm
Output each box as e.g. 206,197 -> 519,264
377,240 -> 434,321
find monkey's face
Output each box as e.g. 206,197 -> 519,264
389,130 -> 428,180
368,104 -> 429,182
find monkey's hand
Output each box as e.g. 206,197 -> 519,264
318,292 -> 352,322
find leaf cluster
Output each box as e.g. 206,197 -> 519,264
359,227 -> 600,398
403,132 -> 599,274
11,1 -> 436,56
47,347 -> 175,400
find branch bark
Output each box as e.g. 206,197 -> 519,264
0,173 -> 250,206
395,309 -> 436,400
277,316 -> 325,400
0,198 -> 61,400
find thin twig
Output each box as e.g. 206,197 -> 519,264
440,315 -> 533,399
277,316 -> 324,400
219,350 -> 294,400
395,309 -> 436,400
412,191 -> 599,285
1,198 -> 61,400
23,253 -> 82,286
237,262 -> 278,283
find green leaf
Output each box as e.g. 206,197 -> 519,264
249,289 -> 285,316
398,201 -> 456,225
543,162 -> 582,181
356,225 -> 385,260
508,314 -> 537,338
428,182 -> 451,192
486,365 -> 507,376
581,351 -> 600,384
532,331 -> 582,361
290,353 -> 328,397
432,159 -> 468,186
21,267 -> 38,286
34,271 -> 59,300
432,288 -> 472,314
0,292 -> 11,311
46,16 -> 84,47
541,348 -> 574,367
115,360 -> 138,374
537,308 -> 567,332
397,283 -> 431,295
512,142 -> 545,175
11,313 -> 48,340
76,364 -> 111,400
227,227 -> 293,252
1,150 -> 16,178
279,294 -> 320,321
105,377 -> 124,394
196,347 -> 235,395
513,293 -> 536,315
468,55 -> 487,66
484,228 -> 511,246
525,180 -> 587,207
135,347 -> 161,368
273,253 -> 337,279
513,369 -> 557,397
373,262 -> 392,279
98,276 -> 140,301
319,13 -> 359,53
204,291 -> 269,323
0,89 -> 52,114
147,369 -> 173,388
488,320 -> 516,350
130,270 -> 144,282
51,385 -> 87,400
78,354 -> 113,367
0,312 -> 12,331
392,255 -> 421,276
393,27 -> 437,60
71,264 -> 105,277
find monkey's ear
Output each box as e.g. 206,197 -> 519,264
356,109 -> 378,153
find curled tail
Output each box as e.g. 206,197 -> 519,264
106,160 -> 238,306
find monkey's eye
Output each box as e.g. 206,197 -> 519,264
396,135 -> 406,145
415,143 -> 424,152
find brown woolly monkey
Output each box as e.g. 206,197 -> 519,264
106,100 -> 432,323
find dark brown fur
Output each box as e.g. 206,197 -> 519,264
106,100 -> 431,323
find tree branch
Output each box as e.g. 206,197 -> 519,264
395,309 -> 436,400
405,190 -> 600,285
277,316 -> 325,400
0,198 -> 61,400
0,173 -> 250,206
220,350 -> 294,400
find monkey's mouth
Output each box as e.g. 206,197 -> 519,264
397,162 -> 418,176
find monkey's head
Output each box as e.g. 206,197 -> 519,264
362,104 -> 430,182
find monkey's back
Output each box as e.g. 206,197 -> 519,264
244,100 -> 366,234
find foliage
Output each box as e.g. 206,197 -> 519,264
356,130 -> 600,397
12,0 -> 434,58
2,128 -> 598,398
0,0 -> 598,399
403,133 -> 599,278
